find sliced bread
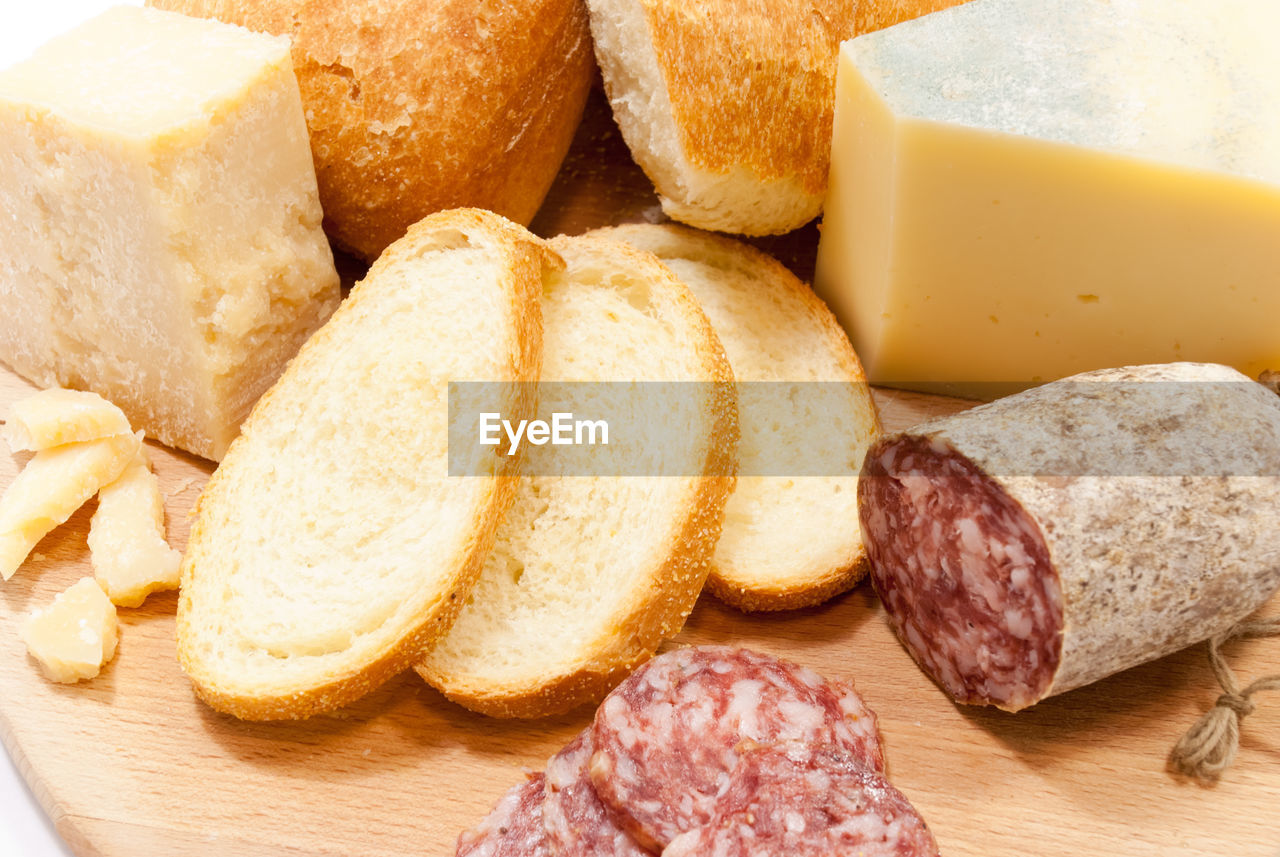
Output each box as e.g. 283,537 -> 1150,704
177,209 -> 554,720
595,224 -> 881,611
417,234 -> 738,718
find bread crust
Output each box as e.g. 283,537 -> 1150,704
648,0 -> 855,203
177,209 -> 556,720
595,224 -> 882,612
702,552 -> 873,613
588,0 -> 970,235
586,0 -> 853,235
149,0 -> 594,261
416,236 -> 739,718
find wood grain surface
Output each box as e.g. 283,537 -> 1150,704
1,88 -> 1279,857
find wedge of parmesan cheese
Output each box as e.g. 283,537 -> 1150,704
90,451 -> 182,607
20,578 -> 119,683
3,388 -> 131,453
0,432 -> 142,580
0,6 -> 340,460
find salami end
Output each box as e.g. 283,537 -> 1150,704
859,363 -> 1280,711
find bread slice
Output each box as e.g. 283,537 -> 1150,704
177,209 -> 554,720
584,0 -> 859,235
595,224 -> 881,611
417,234 -> 738,718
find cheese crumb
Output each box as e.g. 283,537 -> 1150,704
0,432 -> 142,580
2,389 -> 130,453
20,578 -> 119,683
90,451 -> 183,607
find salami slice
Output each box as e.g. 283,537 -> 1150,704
859,363 -> 1280,711
588,645 -> 883,850
544,730 -> 653,857
455,774 -> 551,857
664,742 -> 940,857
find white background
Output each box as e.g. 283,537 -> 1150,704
0,3 -> 142,854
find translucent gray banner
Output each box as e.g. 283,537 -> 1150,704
447,380 -> 1280,477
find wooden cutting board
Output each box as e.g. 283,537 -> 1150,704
2,89 -> 1279,857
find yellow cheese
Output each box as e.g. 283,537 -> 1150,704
0,432 -> 142,580
0,6 -> 340,460
814,0 -> 1280,391
89,451 -> 182,607
3,388 -> 131,453
20,578 -> 119,683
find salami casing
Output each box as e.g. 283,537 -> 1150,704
589,645 -> 883,850
859,363 -> 1280,711
663,742 -> 940,857
544,730 -> 652,857
455,774 -> 550,857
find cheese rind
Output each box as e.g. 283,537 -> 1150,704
90,450 -> 182,608
20,578 -> 119,684
0,432 -> 143,580
814,0 -> 1280,390
3,388 -> 131,453
0,6 -> 340,460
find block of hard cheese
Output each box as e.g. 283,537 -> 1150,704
814,0 -> 1280,391
0,6 -> 340,459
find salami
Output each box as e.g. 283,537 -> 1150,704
859,363 -> 1280,711
589,645 -> 883,850
455,774 -> 550,857
543,730 -> 653,857
663,742 -> 940,857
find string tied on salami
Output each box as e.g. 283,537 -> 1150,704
1169,616 -> 1280,781
1259,369 -> 1280,395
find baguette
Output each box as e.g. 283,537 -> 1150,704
177,209 -> 554,720
585,0 -> 970,236
596,224 -> 881,611
417,234 -> 738,718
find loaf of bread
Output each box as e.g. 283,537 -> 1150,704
585,0 -> 969,236
418,234 -> 738,718
151,0 -> 595,261
597,224 -> 881,610
177,209 -> 555,720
